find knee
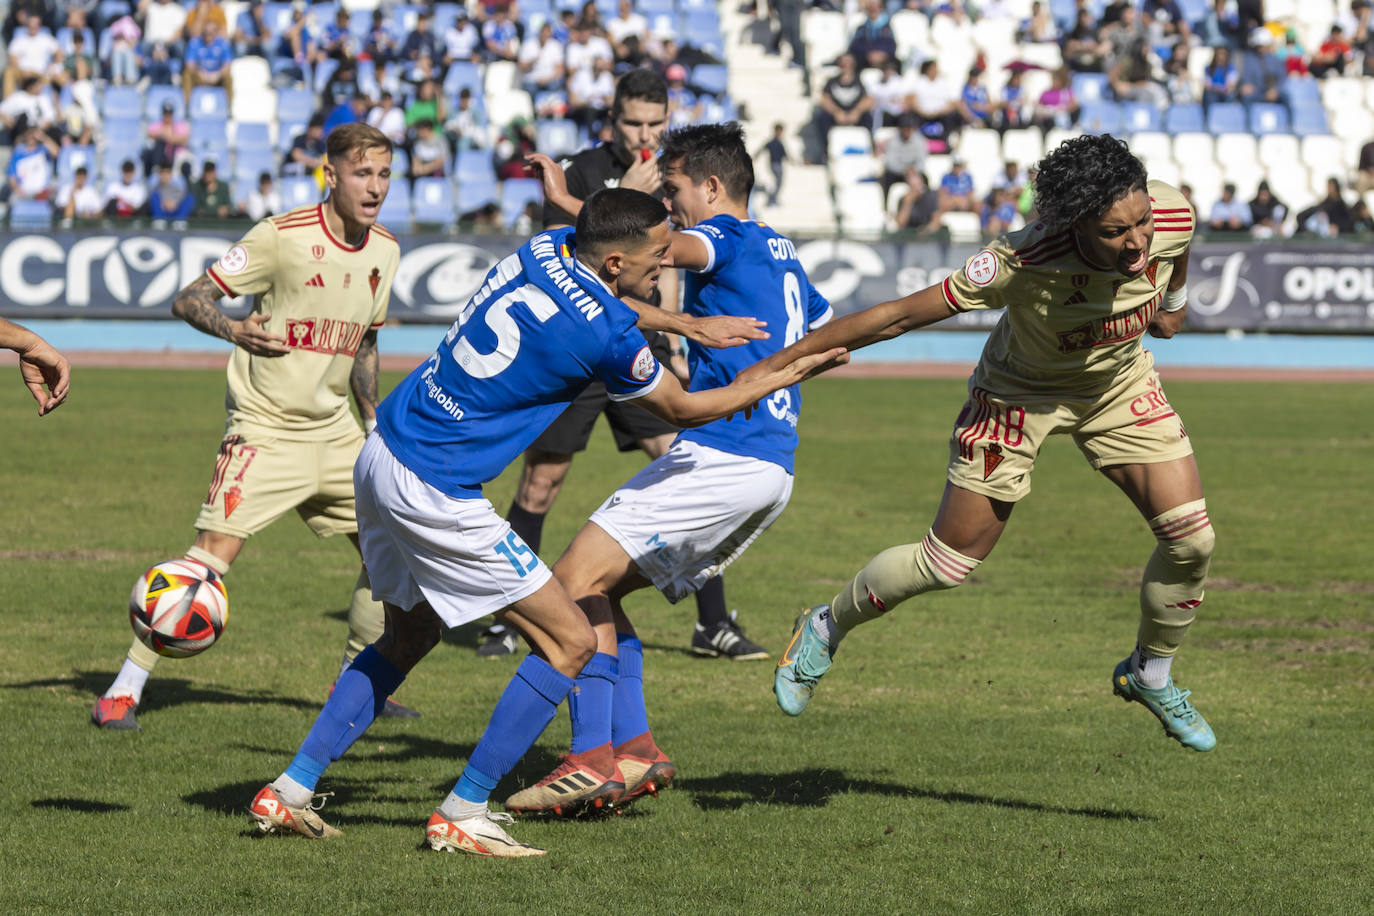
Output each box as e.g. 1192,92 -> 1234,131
379,603 -> 442,670
547,617 -> 597,675
1160,521 -> 1215,571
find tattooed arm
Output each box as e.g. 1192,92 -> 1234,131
170,275 -> 290,356
350,328 -> 380,428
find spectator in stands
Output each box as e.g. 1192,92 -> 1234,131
403,8 -> 443,68
1033,66 -> 1078,130
1109,38 -> 1168,109
183,18 -> 233,105
910,59 -> 962,147
1162,43 -> 1196,105
320,8 -> 358,64
107,14 -> 143,85
284,115 -> 327,177
143,99 -> 189,175
1141,0 -> 1191,55
756,121 -> 788,208
1238,28 -> 1284,104
569,56 -> 617,129
57,80 -> 96,147
959,67 -> 1000,131
184,0 -> 225,41
1198,0 -> 1243,49
577,0 -> 604,31
1355,138 -> 1374,195
148,162 -> 193,220
139,0 -> 187,52
1202,46 -> 1238,105
445,87 -> 490,150
982,187 -> 1020,235
366,9 -> 403,65
232,2 -> 267,57
3,0 -> 49,45
1350,200 -> 1373,234
1062,9 -> 1110,72
1017,165 -> 1038,217
275,5 -> 323,85
519,21 -> 566,93
57,164 -> 103,219
1207,182 -> 1251,231
409,119 -> 451,180
3,124 -> 58,205
405,79 -> 446,131
771,0 -> 809,93
1310,25 -> 1353,78
607,0 -> 648,62
869,58 -> 909,129
816,53 -> 873,163
879,112 -> 926,197
443,8 -> 481,65
1297,178 -> 1355,237
997,69 -> 1027,129
1017,1 -> 1058,44
192,160 -> 233,219
325,91 -> 371,136
1353,1 -> 1374,76
367,91 -> 407,146
482,6 -> 521,63
1275,28 -> 1309,77
664,63 -> 701,129
895,169 -> 939,232
935,157 -> 976,221
991,159 -> 1027,199
848,0 -> 897,69
239,170 -> 281,220
1,77 -> 58,144
55,29 -> 94,87
565,18 -> 614,76
104,159 -> 148,217
494,116 -> 538,181
1248,179 -> 1287,238
3,14 -> 61,98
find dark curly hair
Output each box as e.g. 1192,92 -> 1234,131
1032,134 -> 1148,231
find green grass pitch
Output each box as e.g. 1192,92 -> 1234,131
1,368 -> 1370,914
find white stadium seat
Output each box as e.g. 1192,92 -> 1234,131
1256,134 -> 1300,170
1171,132 -> 1215,168
1130,131 -> 1171,163
1001,128 -> 1043,166
940,210 -> 983,243
835,183 -> 886,234
1214,133 -> 1257,168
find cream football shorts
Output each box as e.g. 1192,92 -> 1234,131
589,439 -> 794,603
946,367 -> 1195,502
353,432 -> 552,627
194,423 -> 364,539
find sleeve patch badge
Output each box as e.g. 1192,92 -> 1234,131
218,244 -> 250,275
965,249 -> 998,287
630,345 -> 656,382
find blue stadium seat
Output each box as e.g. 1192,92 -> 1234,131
262,2 -> 295,37
412,177 -> 456,224
678,0 -> 717,11
98,0 -> 132,22
444,61 -> 484,101
520,0 -> 555,26
277,87 -> 316,123
280,176 -> 322,208
690,64 -> 729,99
55,27 -> 95,56
102,86 -> 142,121
1164,103 -> 1204,134
500,177 -> 544,228
636,0 -> 674,14
458,173 -> 500,216
536,118 -> 580,158
1205,102 -> 1247,135
145,84 -> 184,120
1290,105 -> 1330,137
432,3 -> 463,33
277,118 -> 307,153
235,122 -> 273,152
377,180 -> 412,227
1248,103 -> 1289,135
314,58 -> 340,94
190,118 -> 230,159
390,148 -> 410,177
1078,100 -> 1122,135
235,149 -> 277,182
356,59 -> 379,99
99,145 -> 140,180
390,4 -> 424,34
347,9 -> 372,40
455,148 -> 497,185
1049,0 -> 1078,29
1280,77 -> 1321,109
1119,102 -> 1162,133
1071,72 -> 1111,104
9,198 -> 54,227
56,145 -> 96,183
189,87 -> 229,120
680,11 -> 723,50
102,115 -> 144,149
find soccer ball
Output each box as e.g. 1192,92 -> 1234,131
128,559 -> 229,658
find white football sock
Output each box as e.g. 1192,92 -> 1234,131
1131,646 -> 1174,689
269,774 -> 313,809
106,658 -> 151,703
439,793 -> 488,822
808,606 -> 840,648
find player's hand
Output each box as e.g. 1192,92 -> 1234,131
1148,305 -> 1187,339
18,338 -> 70,415
231,313 -> 291,356
780,346 -> 849,382
524,152 -> 570,202
621,151 -> 661,193
686,315 -> 770,348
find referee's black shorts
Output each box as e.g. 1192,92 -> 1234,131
528,333 -> 679,454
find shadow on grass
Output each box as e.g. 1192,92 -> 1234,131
4,671 -> 322,714
31,798 -> 132,813
323,609 -> 502,652
688,768 -> 1153,821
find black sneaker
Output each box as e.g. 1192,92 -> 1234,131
691,611 -> 769,661
477,624 -> 518,657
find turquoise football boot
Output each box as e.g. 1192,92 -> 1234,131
1112,658 -> 1216,752
774,605 -> 837,716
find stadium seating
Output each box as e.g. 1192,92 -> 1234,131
536,119 -> 581,158
500,178 -> 544,229
1205,103 -> 1247,136
1164,104 -> 1205,134
378,180 -> 412,227
280,176 -> 323,210
412,177 -> 457,225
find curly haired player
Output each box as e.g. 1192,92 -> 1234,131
763,134 -> 1217,752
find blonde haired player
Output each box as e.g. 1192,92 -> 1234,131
764,134 -> 1218,752
92,122 -> 411,731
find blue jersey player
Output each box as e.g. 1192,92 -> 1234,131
246,188 -> 846,857
511,124 -> 833,815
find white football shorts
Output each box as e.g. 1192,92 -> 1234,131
589,439 -> 793,603
354,433 -> 552,628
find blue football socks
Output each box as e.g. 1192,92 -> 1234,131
569,651 -> 618,753
611,634 -> 650,747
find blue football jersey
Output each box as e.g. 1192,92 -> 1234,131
677,215 -> 832,474
377,228 -> 662,498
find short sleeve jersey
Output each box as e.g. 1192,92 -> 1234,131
678,215 -> 833,473
206,204 -> 401,438
377,228 -> 663,498
941,180 -> 1194,399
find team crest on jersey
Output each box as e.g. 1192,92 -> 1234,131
965,249 -> 998,287
218,244 -> 249,275
630,346 -> 656,382
368,267 -> 381,295
1072,273 -> 1089,288
224,486 -> 242,518
982,443 -> 1004,480
311,244 -> 326,261
1145,258 -> 1159,285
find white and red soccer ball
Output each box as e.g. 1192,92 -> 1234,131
129,559 -> 229,658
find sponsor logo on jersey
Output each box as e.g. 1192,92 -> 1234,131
285,318 -> 367,355
982,443 -> 1004,480
630,346 -> 656,381
1055,291 -> 1163,352
218,244 -> 249,275
369,267 -> 381,295
305,273 -> 325,288
965,249 -> 998,287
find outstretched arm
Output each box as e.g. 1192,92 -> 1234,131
171,274 -> 290,356
1,317 -> 71,416
1148,245 -> 1190,339
350,328 -> 380,429
621,295 -> 769,348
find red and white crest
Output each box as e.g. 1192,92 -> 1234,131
630,346 -> 656,382
218,244 -> 249,275
965,249 -> 999,287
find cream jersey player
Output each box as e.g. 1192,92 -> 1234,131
207,203 -> 401,439
943,180 -> 1194,399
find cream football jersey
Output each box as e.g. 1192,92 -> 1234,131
206,204 -> 401,437
942,180 -> 1194,399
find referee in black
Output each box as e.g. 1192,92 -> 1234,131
476,69 -> 768,661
